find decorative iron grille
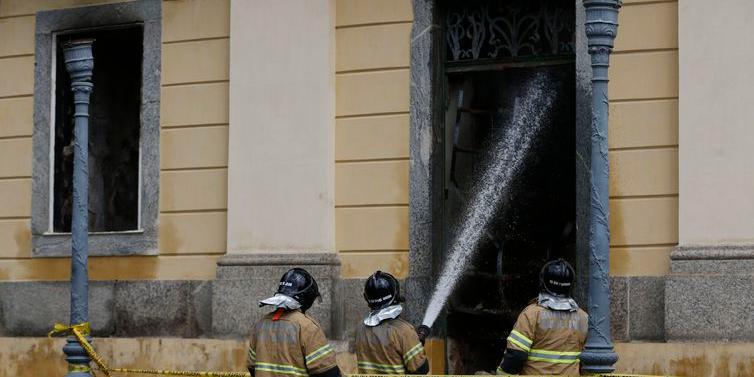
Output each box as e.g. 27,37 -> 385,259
444,0 -> 574,63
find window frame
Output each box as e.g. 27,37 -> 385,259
31,0 -> 161,257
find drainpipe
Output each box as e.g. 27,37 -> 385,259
62,39 -> 95,377
580,0 -> 621,373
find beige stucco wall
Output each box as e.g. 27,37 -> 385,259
334,0 -> 413,278
0,0 -> 230,280
226,0 -> 335,255
0,0 -> 682,281
608,0 -> 679,276
614,342 -> 754,377
0,337 -> 248,377
677,0 -> 754,245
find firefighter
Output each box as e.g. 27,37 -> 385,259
354,271 -> 430,375
497,259 -> 588,376
247,268 -> 341,377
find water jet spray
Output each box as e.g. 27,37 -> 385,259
421,72 -> 557,329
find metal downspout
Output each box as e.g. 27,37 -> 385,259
62,39 -> 95,377
580,0 -> 621,373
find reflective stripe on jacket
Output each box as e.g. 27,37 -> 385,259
248,310 -> 337,377
355,317 -> 428,374
504,303 -> 588,375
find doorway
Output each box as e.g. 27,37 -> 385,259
438,0 -> 576,373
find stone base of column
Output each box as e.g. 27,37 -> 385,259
666,245 -> 754,341
211,252 -> 340,338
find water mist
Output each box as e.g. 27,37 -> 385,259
421,72 -> 557,328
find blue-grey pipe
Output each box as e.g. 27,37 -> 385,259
62,39 -> 95,377
580,0 -> 621,373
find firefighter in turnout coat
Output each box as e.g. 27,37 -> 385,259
247,268 -> 341,377
354,271 -> 430,375
497,259 -> 588,376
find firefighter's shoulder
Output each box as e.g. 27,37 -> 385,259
520,302 -> 543,317
576,307 -> 589,327
298,311 -> 326,331
259,310 -> 279,320
387,317 -> 416,332
384,317 -> 421,341
252,310 -> 280,330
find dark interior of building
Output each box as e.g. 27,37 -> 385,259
53,25 -> 143,232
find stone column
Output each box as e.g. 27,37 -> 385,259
215,0 -> 339,338
667,0 -> 754,341
405,0 -> 445,331
62,39 -> 95,377
580,0 -> 621,373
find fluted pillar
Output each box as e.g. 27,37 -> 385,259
580,0 -> 621,373
62,39 -> 95,377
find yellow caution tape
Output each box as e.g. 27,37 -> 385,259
351,375 -> 672,377
49,322 -> 91,338
50,322 -> 113,376
49,324 -> 671,377
69,364 -> 92,373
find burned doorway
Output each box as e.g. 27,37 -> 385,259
438,0 -> 576,373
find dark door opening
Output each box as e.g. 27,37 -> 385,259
438,0 -> 576,373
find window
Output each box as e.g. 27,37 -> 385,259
31,0 -> 161,256
53,26 -> 143,233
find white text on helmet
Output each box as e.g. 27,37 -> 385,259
367,294 -> 393,303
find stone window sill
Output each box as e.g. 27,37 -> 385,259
32,231 -> 158,257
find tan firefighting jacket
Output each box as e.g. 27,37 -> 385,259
500,303 -> 588,376
248,309 -> 338,377
354,317 -> 428,374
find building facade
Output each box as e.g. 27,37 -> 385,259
0,0 -> 752,376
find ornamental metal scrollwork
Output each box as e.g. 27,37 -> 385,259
542,4 -> 571,55
467,7 -> 486,60
445,0 -> 574,63
487,5 -> 539,58
446,11 -> 465,61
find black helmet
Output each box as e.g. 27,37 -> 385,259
364,271 -> 403,310
539,258 -> 575,297
277,268 -> 320,312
